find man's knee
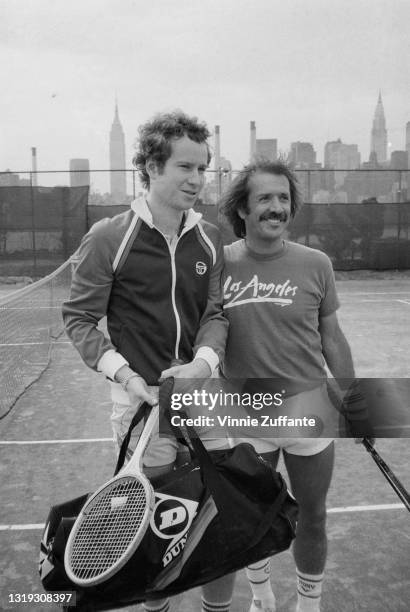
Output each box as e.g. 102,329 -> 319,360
297,501 -> 327,534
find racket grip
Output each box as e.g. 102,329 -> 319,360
170,358 -> 185,367
362,437 -> 374,452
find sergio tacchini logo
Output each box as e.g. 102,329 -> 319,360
196,261 -> 207,275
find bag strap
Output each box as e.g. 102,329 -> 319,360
163,404 -> 221,481
116,390 -> 290,533
178,415 -> 228,504
165,406 -> 196,459
167,407 -> 287,521
246,478 -> 290,548
181,414 -> 292,537
115,395 -> 228,507
114,402 -> 148,475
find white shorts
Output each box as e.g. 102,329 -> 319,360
230,436 -> 333,456
229,384 -> 337,457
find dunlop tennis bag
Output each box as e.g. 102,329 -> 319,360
39,404 -> 298,610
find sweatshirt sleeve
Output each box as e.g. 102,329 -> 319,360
62,218 -> 128,378
193,224 -> 229,366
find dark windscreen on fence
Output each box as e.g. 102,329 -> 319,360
0,186 -> 88,276
218,201 -> 410,270
1,184 -> 409,273
286,201 -> 410,270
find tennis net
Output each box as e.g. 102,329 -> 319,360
0,259 -> 73,419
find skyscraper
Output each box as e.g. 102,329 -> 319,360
324,139 -> 360,169
109,102 -> 127,202
289,142 -> 317,168
324,139 -> 360,190
256,139 -> 277,162
0,170 -> 20,186
69,159 -> 90,187
390,151 -> 408,170
406,122 -> 410,169
370,92 -> 388,164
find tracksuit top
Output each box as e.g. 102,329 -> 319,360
62,196 -> 228,393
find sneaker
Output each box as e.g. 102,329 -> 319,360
249,599 -> 276,612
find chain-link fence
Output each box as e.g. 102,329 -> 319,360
0,168 -> 409,274
0,184 -> 88,277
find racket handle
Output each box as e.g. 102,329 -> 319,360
362,437 -> 373,451
170,358 -> 185,367
362,438 -> 410,512
121,404 -> 159,474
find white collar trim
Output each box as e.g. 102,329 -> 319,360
130,194 -> 202,233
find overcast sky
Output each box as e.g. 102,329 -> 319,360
1,0 -> 409,192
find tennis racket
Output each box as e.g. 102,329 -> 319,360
362,437 -> 410,512
64,376 -> 175,586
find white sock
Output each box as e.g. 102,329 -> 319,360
246,559 -> 276,610
201,597 -> 232,612
143,599 -> 170,612
296,570 -> 324,612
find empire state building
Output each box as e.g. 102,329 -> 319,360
109,102 -> 127,202
370,92 -> 388,164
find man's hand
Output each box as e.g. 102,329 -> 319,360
355,436 -> 376,446
342,379 -> 375,445
159,357 -> 212,381
126,375 -> 158,407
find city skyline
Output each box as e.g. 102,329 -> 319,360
3,92 -> 409,173
1,0 -> 409,192
244,92 -> 408,169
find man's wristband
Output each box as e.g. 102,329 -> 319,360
115,367 -> 143,391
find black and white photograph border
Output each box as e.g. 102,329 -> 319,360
1,1 -> 409,611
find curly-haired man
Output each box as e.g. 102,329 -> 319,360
63,110 -> 234,612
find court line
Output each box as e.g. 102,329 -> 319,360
0,306 -> 62,310
0,341 -> 72,347
0,524 -> 45,531
339,298 -> 410,303
2,430 -> 410,444
327,503 -> 405,513
338,291 -> 410,296
397,300 -> 410,305
0,503 -> 406,532
0,438 -> 112,445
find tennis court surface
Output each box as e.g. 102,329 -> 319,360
0,272 -> 409,611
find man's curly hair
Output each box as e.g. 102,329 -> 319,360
132,110 -> 212,189
220,158 -> 302,238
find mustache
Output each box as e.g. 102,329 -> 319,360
259,210 -> 288,222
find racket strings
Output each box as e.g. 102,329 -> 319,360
68,477 -> 148,581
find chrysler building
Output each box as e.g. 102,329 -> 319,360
109,102 -> 127,202
370,92 -> 388,164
